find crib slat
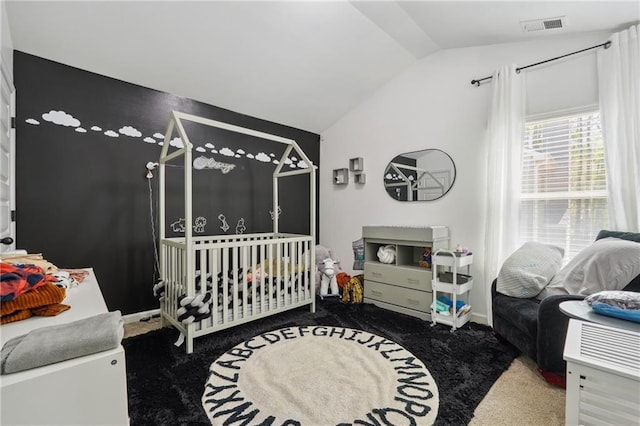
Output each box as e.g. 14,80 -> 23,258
222,248 -> 229,325
211,247 -> 218,325
232,246 -> 239,321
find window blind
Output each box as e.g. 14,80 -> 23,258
520,109 -> 608,262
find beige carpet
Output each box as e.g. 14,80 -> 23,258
124,319 -> 566,425
470,356 -> 565,426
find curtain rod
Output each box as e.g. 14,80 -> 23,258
470,40 -> 611,87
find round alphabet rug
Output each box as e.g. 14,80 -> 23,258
202,326 -> 439,425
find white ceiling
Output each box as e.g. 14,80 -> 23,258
5,1 -> 639,133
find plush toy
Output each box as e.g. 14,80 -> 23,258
341,275 -> 364,304
315,245 -> 343,295
336,272 -> 351,289
320,258 -> 340,298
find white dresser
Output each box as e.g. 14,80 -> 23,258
362,226 -> 449,320
0,269 -> 129,425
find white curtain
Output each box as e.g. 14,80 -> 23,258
483,65 -> 525,325
597,24 -> 640,232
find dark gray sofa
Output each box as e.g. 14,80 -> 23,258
491,230 -> 640,385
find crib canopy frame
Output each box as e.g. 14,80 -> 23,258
158,110 -> 317,247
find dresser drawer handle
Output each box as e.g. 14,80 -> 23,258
407,299 -> 420,306
407,278 -> 420,285
371,290 -> 383,297
372,272 -> 382,278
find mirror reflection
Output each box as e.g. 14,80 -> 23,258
384,149 -> 456,201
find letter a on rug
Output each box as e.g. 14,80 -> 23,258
202,326 -> 438,425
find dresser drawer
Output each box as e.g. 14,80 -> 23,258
364,262 -> 432,291
364,280 -> 432,313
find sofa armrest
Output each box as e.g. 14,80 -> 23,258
536,294 -> 585,374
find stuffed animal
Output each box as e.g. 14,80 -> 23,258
320,258 -> 340,298
315,245 -> 343,295
341,274 -> 364,304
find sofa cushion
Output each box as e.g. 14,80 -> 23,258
497,242 -> 564,298
492,292 -> 540,339
538,237 -> 640,299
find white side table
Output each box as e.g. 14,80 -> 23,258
560,300 -> 640,333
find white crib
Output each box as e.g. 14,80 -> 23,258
158,111 -> 316,353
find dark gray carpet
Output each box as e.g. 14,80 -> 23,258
124,298 -> 519,425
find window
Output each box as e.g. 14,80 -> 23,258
519,108 -> 608,262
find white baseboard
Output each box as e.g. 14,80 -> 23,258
122,308 -> 160,324
471,312 -> 489,326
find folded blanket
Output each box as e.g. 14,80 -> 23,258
1,282 -> 68,324
0,253 -> 58,274
1,263 -> 56,302
1,311 -> 124,374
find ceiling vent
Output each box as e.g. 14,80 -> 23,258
521,16 -> 566,32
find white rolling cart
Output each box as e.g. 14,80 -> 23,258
431,249 -> 473,331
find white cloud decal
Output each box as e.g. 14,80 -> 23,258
270,153 -> 275,157
297,160 -> 309,168
219,148 -> 235,157
273,160 -> 279,164
169,137 -> 183,148
205,143 -> 215,149
236,149 -> 245,155
75,127 -> 87,133
255,152 -> 271,162
196,146 -> 206,152
26,118 -> 40,125
284,158 -> 292,165
246,153 -> 255,159
153,133 -> 164,139
104,130 -> 119,138
119,126 -> 142,137
211,149 -> 218,154
91,126 -> 102,131
42,110 -> 80,127
144,137 -> 156,143
158,142 -> 164,146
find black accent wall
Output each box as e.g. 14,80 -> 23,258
14,51 -> 320,314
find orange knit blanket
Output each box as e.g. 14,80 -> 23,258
1,283 -> 69,325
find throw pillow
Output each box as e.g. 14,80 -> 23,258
537,237 -> 640,299
497,242 -> 565,298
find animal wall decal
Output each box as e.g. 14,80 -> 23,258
193,217 -> 207,233
269,205 -> 282,220
235,218 -> 246,235
218,214 -> 230,232
171,218 -> 186,233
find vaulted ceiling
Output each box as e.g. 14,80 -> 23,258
6,1 -> 639,133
